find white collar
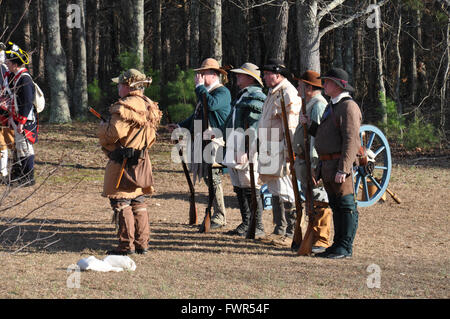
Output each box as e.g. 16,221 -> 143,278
205,79 -> 220,92
331,91 -> 351,104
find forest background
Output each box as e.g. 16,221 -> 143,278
0,0 -> 448,150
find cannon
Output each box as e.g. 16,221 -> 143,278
261,124 -> 394,209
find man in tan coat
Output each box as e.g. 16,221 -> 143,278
257,58 -> 301,246
98,69 -> 162,255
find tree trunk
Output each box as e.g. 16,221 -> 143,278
210,0 -> 222,65
86,0 -> 100,83
44,0 -> 71,123
184,1 -> 190,69
440,18 -> 449,139
297,0 -> 320,73
32,0 -> 46,81
189,0 -> 200,68
374,1 -> 387,125
395,1 -> 403,115
73,0 -> 88,118
410,8 -> 420,105
20,1 -> 32,74
153,0 -> 162,72
271,0 -> 289,62
126,0 -> 144,70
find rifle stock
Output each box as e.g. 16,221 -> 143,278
178,146 -> 198,224
279,89 -> 303,249
297,98 -> 316,255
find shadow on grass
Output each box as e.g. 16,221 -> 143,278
0,218 -> 292,257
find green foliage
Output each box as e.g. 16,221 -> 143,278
166,66 -> 196,106
118,51 -> 141,71
165,66 -> 196,122
168,103 -> 194,123
87,79 -> 104,106
402,115 -> 439,150
378,92 -> 439,150
377,92 -> 405,140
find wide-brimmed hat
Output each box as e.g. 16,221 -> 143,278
112,68 -> 152,88
4,42 -> 30,65
293,70 -> 323,88
230,62 -> 264,87
193,58 -> 228,76
319,67 -> 354,92
258,58 -> 291,78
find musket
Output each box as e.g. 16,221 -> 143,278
166,106 -> 198,225
297,99 -> 316,255
279,89 -> 303,250
89,107 -> 127,189
89,107 -> 107,122
179,143 -> 198,224
245,121 -> 258,240
199,93 -> 213,233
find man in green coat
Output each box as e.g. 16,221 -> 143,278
222,62 -> 266,237
168,58 -> 231,229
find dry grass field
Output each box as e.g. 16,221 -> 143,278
0,122 -> 448,300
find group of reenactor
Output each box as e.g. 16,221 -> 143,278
106,56 -> 361,259
1,41 -> 361,259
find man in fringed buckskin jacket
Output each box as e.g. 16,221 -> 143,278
98,69 -> 162,255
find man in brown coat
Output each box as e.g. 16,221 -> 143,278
301,68 -> 361,259
97,69 -> 162,255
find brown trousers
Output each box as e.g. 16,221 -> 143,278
112,197 -> 149,251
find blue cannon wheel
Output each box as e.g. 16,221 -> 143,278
354,124 -> 392,207
260,125 -> 391,210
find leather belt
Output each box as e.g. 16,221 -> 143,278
294,153 -> 305,160
319,152 -> 341,161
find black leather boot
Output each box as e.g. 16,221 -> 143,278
226,187 -> 250,236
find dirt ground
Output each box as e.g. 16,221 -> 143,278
0,122 -> 448,300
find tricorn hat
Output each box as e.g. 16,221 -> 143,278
319,67 -> 354,92
4,42 -> 30,65
193,58 -> 228,76
293,70 -> 323,88
258,58 -> 291,78
230,62 -> 264,87
112,68 -> 152,88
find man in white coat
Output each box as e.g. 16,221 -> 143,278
257,58 -> 301,246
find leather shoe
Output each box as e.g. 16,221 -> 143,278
136,248 -> 149,255
326,253 -> 352,259
106,249 -> 135,256
312,246 -> 327,254
210,222 -> 225,230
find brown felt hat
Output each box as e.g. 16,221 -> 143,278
193,58 -> 228,76
293,70 -> 323,88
